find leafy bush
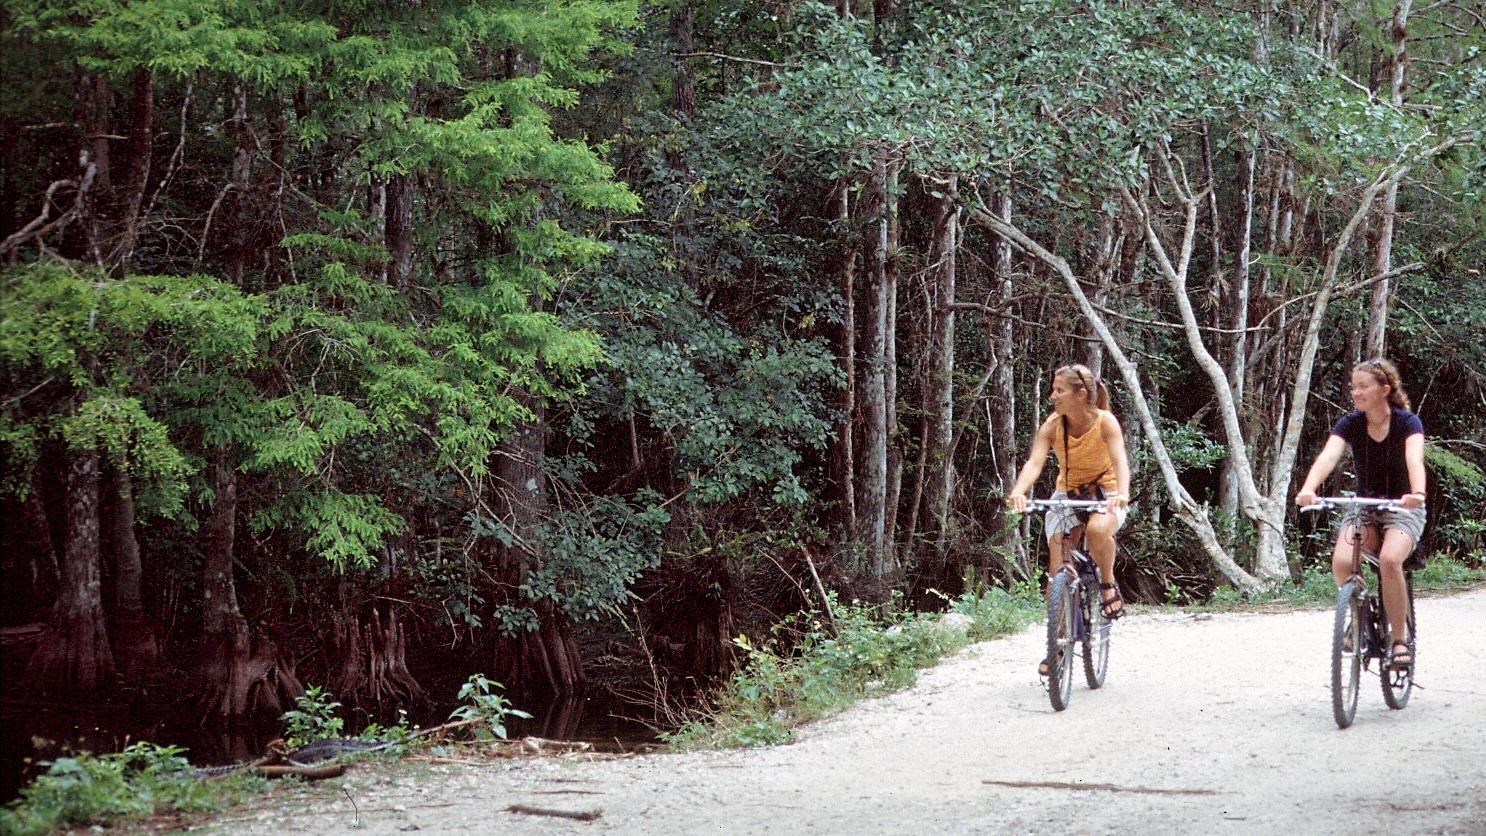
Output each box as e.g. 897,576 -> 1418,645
0,743 -> 261,836
449,674 -> 533,740
280,685 -> 345,746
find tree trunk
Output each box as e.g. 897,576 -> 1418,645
115,68 -> 154,268
669,5 -> 696,117
883,163 -> 902,560
488,390 -> 585,693
385,172 -> 415,289
1365,0 -> 1412,358
1081,210 -> 1118,376
222,85 -> 254,285
988,192 -> 1025,571
61,72 -> 110,262
22,447 -> 115,695
106,462 -> 160,678
919,177 -> 958,558
855,158 -> 891,582
328,602 -> 424,712
1217,145 -> 1257,532
197,451 -> 302,727
828,179 -> 858,543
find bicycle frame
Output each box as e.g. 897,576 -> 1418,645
1025,498 -> 1114,710
1302,496 -> 1419,727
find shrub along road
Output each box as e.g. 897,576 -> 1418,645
216,588 -> 1486,834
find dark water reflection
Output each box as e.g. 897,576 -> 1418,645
1,688 -> 659,802
503,689 -> 662,752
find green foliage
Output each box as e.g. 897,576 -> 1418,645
666,585 -> 1040,750
0,264 -> 267,512
0,742 -> 260,836
448,674 -> 533,741
1153,417 -> 1227,472
523,492 -> 669,624
1425,444 -> 1486,554
1414,555 -> 1486,589
357,710 -> 414,745
280,685 -> 346,747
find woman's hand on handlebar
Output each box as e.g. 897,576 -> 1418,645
1400,492 -> 1425,510
1109,495 -> 1128,512
1295,490 -> 1317,507
1006,492 -> 1028,513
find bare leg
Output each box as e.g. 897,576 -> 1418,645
1085,514 -> 1118,585
1046,532 -> 1069,577
1331,524 -> 1381,587
1377,529 -> 1416,651
1085,513 -> 1120,614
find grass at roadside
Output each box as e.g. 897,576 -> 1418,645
1200,554 -> 1486,611
664,583 -> 1044,750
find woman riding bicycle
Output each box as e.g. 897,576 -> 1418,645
1006,364 -> 1131,672
1295,358 -> 1426,668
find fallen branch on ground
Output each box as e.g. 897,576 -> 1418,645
983,779 -> 1217,796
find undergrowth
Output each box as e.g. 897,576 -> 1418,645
663,583 -> 1043,750
1203,553 -> 1486,610
0,742 -> 267,836
0,674 -> 526,835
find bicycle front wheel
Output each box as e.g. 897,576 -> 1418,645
1046,572 -> 1076,711
1381,572 -> 1416,710
1082,576 -> 1110,689
1332,580 -> 1363,729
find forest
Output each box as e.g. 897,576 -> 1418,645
2,0 -> 1484,779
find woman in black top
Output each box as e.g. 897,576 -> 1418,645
1296,359 -> 1426,667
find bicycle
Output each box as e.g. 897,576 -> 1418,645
1025,498 -> 1115,712
1301,496 -> 1420,729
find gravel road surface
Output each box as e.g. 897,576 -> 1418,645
209,588 -> 1486,835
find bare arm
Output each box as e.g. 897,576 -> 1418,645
1401,433 -> 1426,508
1007,415 -> 1057,512
1102,412 -> 1131,511
1295,435 -> 1348,505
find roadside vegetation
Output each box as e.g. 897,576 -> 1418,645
0,675 -> 526,836
666,584 -> 1043,749
1203,555 -> 1486,611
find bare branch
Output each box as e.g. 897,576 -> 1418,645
0,160 -> 97,259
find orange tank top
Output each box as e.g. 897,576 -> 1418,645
1054,411 -> 1118,493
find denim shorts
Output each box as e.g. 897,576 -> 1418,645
1044,491 -> 1127,544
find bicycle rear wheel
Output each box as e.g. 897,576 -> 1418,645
1045,571 -> 1076,711
1381,572 -> 1416,710
1082,572 -> 1110,689
1332,580 -> 1362,729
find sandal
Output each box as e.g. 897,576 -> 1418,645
1038,652 -> 1061,677
1390,640 -> 1412,669
1099,582 -> 1125,620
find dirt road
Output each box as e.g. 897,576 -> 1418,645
213,588 -> 1486,835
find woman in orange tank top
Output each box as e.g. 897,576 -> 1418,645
1007,365 -> 1131,673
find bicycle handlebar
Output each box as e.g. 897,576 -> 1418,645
1300,496 -> 1418,513
1024,498 -> 1110,513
